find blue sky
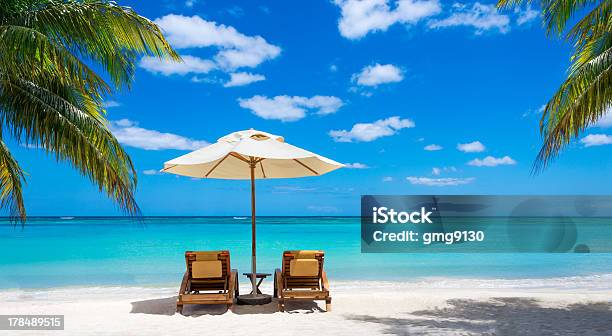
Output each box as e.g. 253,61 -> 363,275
8,0 -> 612,216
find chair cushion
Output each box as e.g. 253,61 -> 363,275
192,260 -> 222,278
289,259 -> 319,276
194,252 -> 220,261
292,250 -> 322,259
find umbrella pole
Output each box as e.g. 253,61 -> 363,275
250,160 -> 257,296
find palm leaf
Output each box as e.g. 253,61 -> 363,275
497,0 -> 600,37
568,2 -> 611,69
498,0 -> 611,170
0,137 -> 26,222
0,0 -> 181,219
0,24 -> 110,96
7,0 -> 181,88
536,46 -> 612,171
0,76 -> 140,216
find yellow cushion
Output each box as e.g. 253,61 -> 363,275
292,250 -> 322,259
194,252 -> 219,261
192,260 -> 222,278
290,259 -> 319,276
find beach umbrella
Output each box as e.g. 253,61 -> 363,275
161,129 -> 343,304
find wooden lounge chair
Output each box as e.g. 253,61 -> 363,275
177,250 -> 238,314
274,250 -> 331,312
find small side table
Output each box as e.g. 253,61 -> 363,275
242,272 -> 272,294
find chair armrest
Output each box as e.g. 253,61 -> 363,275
321,270 -> 330,292
275,268 -> 283,297
228,269 -> 238,298
178,271 -> 189,295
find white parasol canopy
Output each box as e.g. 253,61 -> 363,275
161,129 -> 343,303
162,129 -> 343,179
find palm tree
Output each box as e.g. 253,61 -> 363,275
497,0 -> 611,170
0,0 -> 180,221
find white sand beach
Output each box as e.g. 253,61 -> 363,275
2,277 -> 612,336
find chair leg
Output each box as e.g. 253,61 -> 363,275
176,303 -> 184,315
325,297 -> 332,312
278,299 -> 284,312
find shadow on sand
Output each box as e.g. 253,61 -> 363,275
344,297 -> 612,336
130,296 -> 323,316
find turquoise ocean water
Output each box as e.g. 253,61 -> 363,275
1,217 -> 611,289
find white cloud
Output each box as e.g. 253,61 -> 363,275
580,134 -> 612,147
238,95 -> 344,122
424,144 -> 442,151
153,14 -> 280,70
344,162 -> 370,169
140,14 -> 280,79
349,86 -> 375,97
102,100 -> 121,108
468,155 -> 516,167
224,72 -> 265,87
191,76 -> 217,84
112,119 -> 133,127
109,119 -> 209,151
429,3 -> 510,34
522,104 -> 546,118
515,7 -> 539,25
594,108 -> 612,128
538,104 -> 546,114
407,176 -> 474,186
352,63 -> 404,86
457,141 -> 485,152
334,0 -> 442,39
539,104 -> 546,113
20,143 -> 42,149
223,5 -> 245,18
143,169 -> 161,175
139,55 -> 216,76
382,176 -> 394,182
330,116 -> 415,142
432,166 -> 457,175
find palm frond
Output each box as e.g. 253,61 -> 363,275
497,0 -> 601,37
7,0 -> 181,89
535,46 -> 612,171
0,137 -> 26,223
567,1 -> 611,42
498,0 -> 611,171
0,0 -> 182,219
540,0 -> 599,36
568,2 -> 612,69
0,76 -> 140,216
497,0 -> 533,9
0,24 -> 110,96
